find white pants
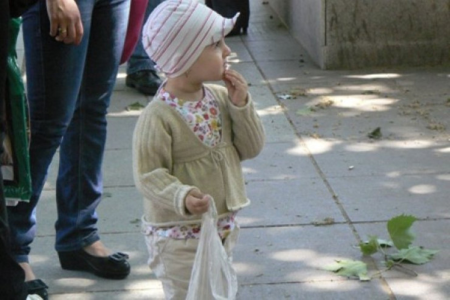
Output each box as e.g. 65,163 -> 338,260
143,224 -> 240,300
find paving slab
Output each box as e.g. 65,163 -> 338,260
228,61 -> 266,86
256,61 -> 346,90
241,178 -> 346,227
249,85 -> 298,143
233,225 -> 362,285
50,290 -> 165,300
45,149 -> 135,188
244,38 -> 307,62
241,141 -> 319,181
105,116 -> 139,150
279,97 -> 423,142
226,41 -> 254,63
392,68 -> 450,103
327,174 -> 450,222
238,280 -> 391,300
303,139 -> 450,177
109,88 -> 149,112
34,187 -> 144,237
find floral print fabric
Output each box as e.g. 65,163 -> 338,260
158,87 -> 222,147
143,212 -> 237,240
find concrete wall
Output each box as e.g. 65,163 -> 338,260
268,0 -> 325,67
269,0 -> 450,69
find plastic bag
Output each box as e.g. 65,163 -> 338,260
4,18 -> 32,203
186,198 -> 238,300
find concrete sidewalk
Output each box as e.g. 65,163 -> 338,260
22,1 -> 450,299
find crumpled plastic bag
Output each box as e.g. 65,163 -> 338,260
4,18 -> 32,204
186,197 -> 238,300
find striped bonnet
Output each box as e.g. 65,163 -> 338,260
142,0 -> 239,78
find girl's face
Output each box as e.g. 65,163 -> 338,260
187,38 -> 231,82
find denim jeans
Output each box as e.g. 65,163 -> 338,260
126,0 -> 163,75
7,0 -> 130,263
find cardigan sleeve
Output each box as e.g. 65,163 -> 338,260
132,104 -> 195,217
227,93 -> 266,161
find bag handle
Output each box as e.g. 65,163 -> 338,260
204,195 -> 218,220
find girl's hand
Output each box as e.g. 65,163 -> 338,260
185,190 -> 210,215
223,69 -> 248,107
46,0 -> 83,45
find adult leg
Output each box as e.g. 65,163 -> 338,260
125,0 -> 162,95
54,0 -> 130,252
54,0 -> 131,279
0,3 -> 28,299
8,0 -> 90,264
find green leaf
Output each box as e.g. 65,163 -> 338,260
387,214 -> 417,250
368,127 -> 382,139
126,101 -> 145,111
324,260 -> 370,281
360,237 -> 394,256
390,246 -> 438,265
359,236 -> 379,255
385,259 -> 395,269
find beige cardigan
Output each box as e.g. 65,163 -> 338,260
132,84 -> 265,226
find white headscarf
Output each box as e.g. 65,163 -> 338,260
142,0 -> 239,78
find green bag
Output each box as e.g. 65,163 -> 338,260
2,18 -> 31,202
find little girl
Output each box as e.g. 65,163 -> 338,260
132,0 -> 265,299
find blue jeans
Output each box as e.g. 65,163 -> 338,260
126,0 -> 163,75
7,0 -> 130,263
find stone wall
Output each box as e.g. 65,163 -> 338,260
269,0 -> 450,69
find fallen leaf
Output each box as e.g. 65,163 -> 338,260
387,214 -> 416,250
368,127 -> 382,139
313,217 -> 335,226
290,87 -> 309,97
315,98 -> 334,109
126,101 -> 145,111
390,246 -> 438,264
325,260 -> 370,281
296,107 -> 314,116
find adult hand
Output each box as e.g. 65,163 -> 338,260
223,69 -> 248,107
46,0 -> 83,45
185,190 -> 210,215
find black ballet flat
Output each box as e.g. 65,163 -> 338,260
25,279 -> 48,300
58,249 -> 130,280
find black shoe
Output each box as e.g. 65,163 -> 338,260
126,70 -> 162,96
58,249 -> 130,280
25,279 -> 48,300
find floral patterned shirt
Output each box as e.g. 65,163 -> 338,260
143,212 -> 237,240
158,86 -> 222,147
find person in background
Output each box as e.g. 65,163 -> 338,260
125,0 -> 164,95
132,1 -> 265,298
7,0 -> 131,295
1,1 -> 49,299
0,2 -> 28,299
